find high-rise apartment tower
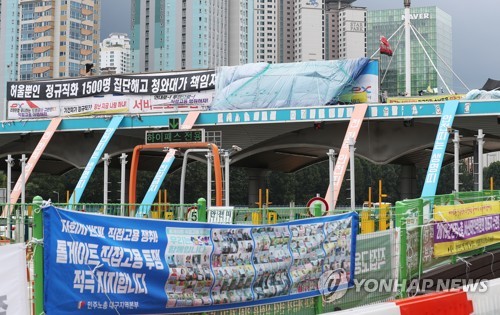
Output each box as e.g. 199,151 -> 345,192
17,0 -> 101,80
100,33 -> 131,74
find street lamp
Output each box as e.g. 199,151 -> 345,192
52,191 -> 60,203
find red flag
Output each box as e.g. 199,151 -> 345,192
380,36 -> 393,56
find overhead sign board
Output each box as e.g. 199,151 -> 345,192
168,118 -> 179,130
145,129 -> 205,144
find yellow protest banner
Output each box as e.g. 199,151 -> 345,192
387,94 -> 464,104
433,201 -> 500,221
433,201 -> 500,257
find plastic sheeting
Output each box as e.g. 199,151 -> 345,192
480,78 -> 500,91
464,89 -> 500,100
210,58 -> 370,110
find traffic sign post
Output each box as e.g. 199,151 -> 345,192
186,207 -> 198,221
306,196 -> 329,216
145,129 -> 205,144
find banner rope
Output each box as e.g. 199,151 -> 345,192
456,256 -> 472,281
484,251 -> 496,278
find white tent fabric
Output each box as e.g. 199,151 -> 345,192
211,58 -> 370,110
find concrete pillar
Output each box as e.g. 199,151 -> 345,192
400,164 -> 418,200
247,168 -> 270,207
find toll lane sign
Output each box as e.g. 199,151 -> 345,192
145,129 -> 205,144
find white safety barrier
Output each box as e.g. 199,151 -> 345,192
465,278 -> 500,315
323,287 -> 478,315
325,277 -> 500,315
323,302 -> 401,315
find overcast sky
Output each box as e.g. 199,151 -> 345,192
101,0 -> 500,91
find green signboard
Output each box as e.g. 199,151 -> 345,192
323,230 -> 397,312
169,118 -> 180,130
146,129 -> 205,144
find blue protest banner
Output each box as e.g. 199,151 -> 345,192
421,100 -> 459,197
43,206 -> 357,314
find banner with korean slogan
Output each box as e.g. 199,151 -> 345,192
7,70 -> 215,101
433,200 -> 500,257
128,91 -> 214,114
0,244 -> 29,315
43,206 -> 358,314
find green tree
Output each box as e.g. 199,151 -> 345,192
484,161 -> 500,190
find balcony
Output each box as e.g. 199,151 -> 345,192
34,25 -> 53,33
32,66 -> 52,75
80,49 -> 92,56
34,46 -> 52,54
34,35 -> 54,44
82,20 -> 93,27
34,56 -> 52,63
81,28 -> 93,36
35,5 -> 52,13
81,8 -> 93,16
81,39 -> 93,46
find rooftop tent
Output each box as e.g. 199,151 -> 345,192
480,78 -> 500,91
210,58 -> 370,110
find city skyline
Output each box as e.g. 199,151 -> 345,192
102,0 -> 500,92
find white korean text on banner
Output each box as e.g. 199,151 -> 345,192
7,99 -> 60,119
60,97 -> 129,117
7,97 -> 128,119
43,206 -> 358,314
7,70 -> 215,100
0,244 -> 29,315
7,92 -> 214,119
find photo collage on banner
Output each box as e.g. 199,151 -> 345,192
323,219 -> 353,282
251,226 -> 292,299
211,228 -> 254,304
165,228 -> 213,308
289,223 -> 326,293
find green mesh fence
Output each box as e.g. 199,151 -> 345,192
394,191 -> 500,297
322,229 -> 400,312
194,298 -> 317,315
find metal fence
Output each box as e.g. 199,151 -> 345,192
2,190 -> 500,315
395,190 -> 500,297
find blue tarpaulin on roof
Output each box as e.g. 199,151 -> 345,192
210,58 -> 370,110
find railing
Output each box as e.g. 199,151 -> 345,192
2,191 -> 500,315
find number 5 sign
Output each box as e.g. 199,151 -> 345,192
186,207 -> 198,221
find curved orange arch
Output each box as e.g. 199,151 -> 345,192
128,142 -> 223,210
